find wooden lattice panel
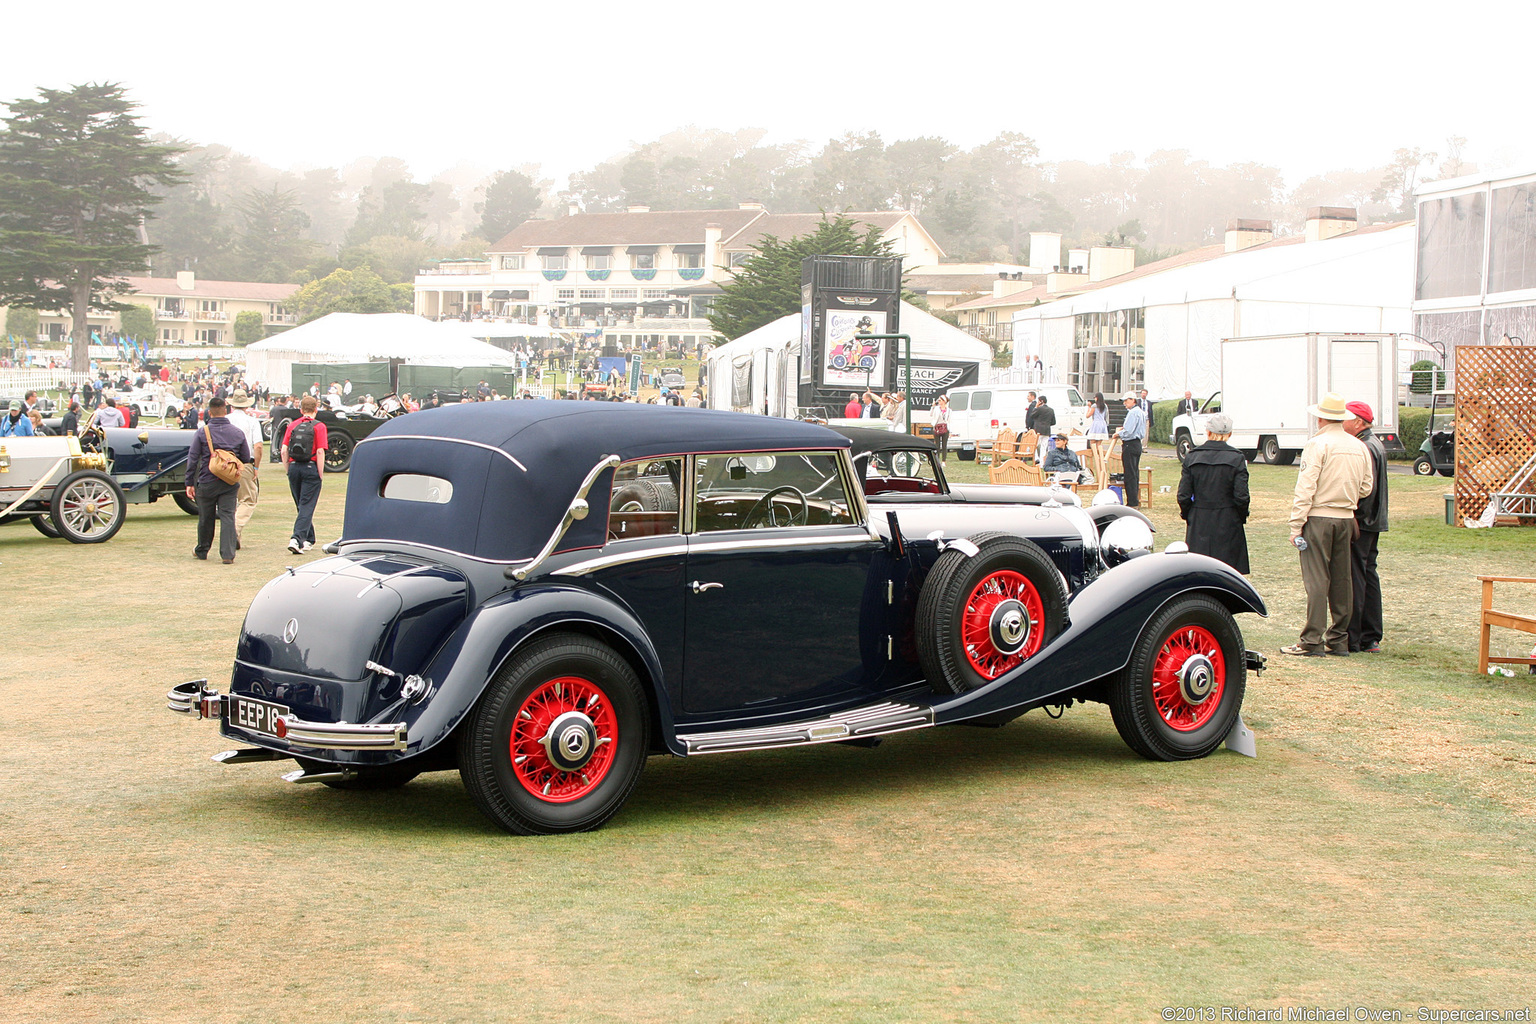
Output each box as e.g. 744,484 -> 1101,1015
1453,346 -> 1536,526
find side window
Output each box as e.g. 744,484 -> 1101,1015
695,452 -> 855,532
607,458 -> 682,541
949,392 -> 969,412
971,391 -> 992,411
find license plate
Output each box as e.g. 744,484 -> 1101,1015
229,695 -> 289,737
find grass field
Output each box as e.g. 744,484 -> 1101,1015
1,450 -> 1533,1023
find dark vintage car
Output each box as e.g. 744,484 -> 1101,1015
265,405 -> 393,472
168,403 -> 1266,835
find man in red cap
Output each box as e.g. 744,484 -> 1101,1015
1343,400 -> 1388,653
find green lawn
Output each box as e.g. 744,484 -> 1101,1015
0,454 -> 1532,1023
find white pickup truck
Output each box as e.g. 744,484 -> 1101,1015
1171,333 -> 1404,464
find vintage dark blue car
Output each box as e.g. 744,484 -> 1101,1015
168,403 -> 1266,835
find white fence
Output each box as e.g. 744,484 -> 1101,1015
0,369 -> 94,394
985,365 -> 1057,386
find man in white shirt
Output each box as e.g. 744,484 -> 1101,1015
226,389 -> 264,546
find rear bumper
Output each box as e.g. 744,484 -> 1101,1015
166,679 -> 408,752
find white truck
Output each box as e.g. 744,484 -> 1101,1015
1171,333 -> 1404,464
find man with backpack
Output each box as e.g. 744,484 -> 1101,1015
281,395 -> 328,554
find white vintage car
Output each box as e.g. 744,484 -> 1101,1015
111,385 -> 183,422
0,435 -> 125,543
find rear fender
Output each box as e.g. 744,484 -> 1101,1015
403,583 -> 675,756
931,552 -> 1264,724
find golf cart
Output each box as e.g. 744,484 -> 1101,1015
1413,390 -> 1455,477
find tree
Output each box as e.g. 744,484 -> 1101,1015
0,83 -> 185,369
119,304 -> 156,342
233,309 -> 265,344
5,305 -> 39,341
708,214 -> 901,340
291,265 -> 403,323
476,170 -> 543,242
1373,147 -> 1436,214
345,179 -> 431,247
233,185 -> 317,282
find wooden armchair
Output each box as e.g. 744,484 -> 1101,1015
1016,430 -> 1039,463
994,427 -> 1017,461
990,458 -> 1043,485
1477,576 -> 1536,674
1104,448 -> 1153,506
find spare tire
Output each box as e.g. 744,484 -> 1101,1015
915,531 -> 1068,694
611,479 -> 677,512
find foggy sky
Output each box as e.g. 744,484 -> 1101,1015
2,0 -> 1528,188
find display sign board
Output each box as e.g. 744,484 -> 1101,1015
896,359 -> 981,411
799,256 -> 902,410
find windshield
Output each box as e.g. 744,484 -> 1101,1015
1430,397 -> 1456,433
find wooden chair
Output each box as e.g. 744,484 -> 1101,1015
990,458 -> 1043,485
1104,448 -> 1153,507
1477,576 -> 1536,674
994,427 -> 1017,461
1016,430 -> 1039,463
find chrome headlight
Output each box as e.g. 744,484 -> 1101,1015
1101,517 -> 1154,566
1090,488 -> 1122,507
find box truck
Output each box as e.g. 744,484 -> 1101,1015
1170,333 -> 1404,464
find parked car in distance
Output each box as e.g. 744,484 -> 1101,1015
168,403 -> 1266,836
265,405 -> 393,472
944,384 -> 1089,460
659,367 -> 687,390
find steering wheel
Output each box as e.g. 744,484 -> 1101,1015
742,485 -> 809,529
77,425 -> 105,454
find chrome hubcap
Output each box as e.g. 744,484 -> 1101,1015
539,710 -> 598,772
989,599 -> 1030,656
1179,654 -> 1216,705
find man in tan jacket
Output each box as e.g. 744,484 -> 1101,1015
1282,392 -> 1373,657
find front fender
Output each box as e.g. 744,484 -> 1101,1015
402,583 -> 674,757
931,551 -> 1264,725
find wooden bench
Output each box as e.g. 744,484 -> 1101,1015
990,458 -> 1042,486
1477,575 -> 1536,674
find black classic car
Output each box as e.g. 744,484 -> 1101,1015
265,404 -> 394,472
168,403 -> 1266,835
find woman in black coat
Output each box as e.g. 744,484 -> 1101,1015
1176,413 -> 1250,573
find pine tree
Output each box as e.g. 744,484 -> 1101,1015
708,215 -> 900,340
0,83 -> 184,369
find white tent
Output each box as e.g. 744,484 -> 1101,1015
245,313 -> 519,390
449,321 -> 568,345
705,301 -> 992,416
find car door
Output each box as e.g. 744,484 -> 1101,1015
682,450 -> 883,716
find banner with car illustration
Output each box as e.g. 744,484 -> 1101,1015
822,310 -> 887,389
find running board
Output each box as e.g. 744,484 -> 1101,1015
677,701 -> 934,755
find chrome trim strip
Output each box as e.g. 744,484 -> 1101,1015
277,716 -> 409,751
356,433 -> 528,472
511,454 -> 621,581
687,530 -> 878,556
553,542 -> 690,577
337,538 -> 531,566
356,563 -> 432,598
678,701 -> 934,754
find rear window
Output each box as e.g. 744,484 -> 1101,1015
381,474 -> 453,504
948,392 -> 969,411
971,391 -> 992,411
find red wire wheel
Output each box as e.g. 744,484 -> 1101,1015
1150,625 -> 1226,732
509,676 -> 618,803
961,569 -> 1045,680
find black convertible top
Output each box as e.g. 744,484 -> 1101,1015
345,403 -> 850,563
832,425 -> 936,457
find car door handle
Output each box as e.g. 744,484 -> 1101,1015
691,580 -> 723,593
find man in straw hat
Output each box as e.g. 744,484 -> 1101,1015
226,389 -> 263,547
1281,392 -> 1373,657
